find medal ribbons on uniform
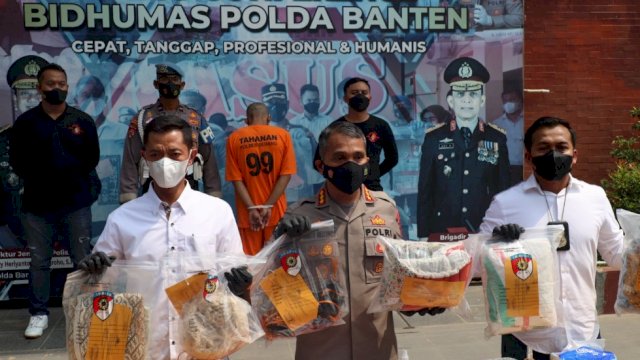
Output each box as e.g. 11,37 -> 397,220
477,140 -> 499,164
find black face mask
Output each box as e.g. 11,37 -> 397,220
348,94 -> 370,112
322,161 -> 368,194
304,102 -> 320,115
532,150 -> 573,181
268,102 -> 288,122
158,83 -> 181,99
42,88 -> 67,105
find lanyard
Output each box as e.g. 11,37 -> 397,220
542,186 -> 568,222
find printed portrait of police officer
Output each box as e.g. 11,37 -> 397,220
1,55 -> 49,248
417,56 -> 510,239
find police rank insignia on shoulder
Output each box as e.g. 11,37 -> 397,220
487,122 -> 507,135
426,122 -> 446,134
477,140 -> 499,164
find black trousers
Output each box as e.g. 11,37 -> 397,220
501,334 -> 550,360
502,332 -> 602,360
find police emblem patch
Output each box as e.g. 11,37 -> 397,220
69,124 -> 83,136
280,250 -> 302,276
322,244 -> 333,257
203,275 -> 218,302
92,291 -> 114,321
374,261 -> 384,274
510,253 -> 533,281
458,62 -> 473,78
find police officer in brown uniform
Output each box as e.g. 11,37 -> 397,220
417,57 -> 509,238
274,121 -> 439,360
119,64 -> 221,203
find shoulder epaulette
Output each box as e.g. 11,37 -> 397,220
289,198 -> 313,211
370,190 -> 396,206
486,122 -> 506,135
426,122 -> 446,134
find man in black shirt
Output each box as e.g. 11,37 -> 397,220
9,63 -> 100,339
314,77 -> 398,191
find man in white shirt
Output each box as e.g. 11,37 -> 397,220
479,116 -> 623,359
79,115 -> 247,360
290,83 -> 333,140
492,88 -> 524,185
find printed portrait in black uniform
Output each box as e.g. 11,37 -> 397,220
417,57 -> 510,239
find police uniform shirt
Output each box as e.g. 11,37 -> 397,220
289,186 -> 403,360
417,120 -> 509,237
119,101 -> 220,203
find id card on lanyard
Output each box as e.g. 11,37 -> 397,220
548,220 -> 570,251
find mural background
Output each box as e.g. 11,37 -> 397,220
0,0 -> 523,300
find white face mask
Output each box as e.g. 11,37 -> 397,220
503,101 -> 521,114
147,157 -> 189,188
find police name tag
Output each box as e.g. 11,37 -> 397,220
438,138 -> 454,150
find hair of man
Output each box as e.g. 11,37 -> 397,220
317,120 -> 367,160
246,102 -> 270,125
343,77 -> 370,94
37,63 -> 67,83
524,116 -> 576,152
143,114 -> 194,149
300,83 -> 319,97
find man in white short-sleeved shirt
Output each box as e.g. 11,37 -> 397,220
80,115 -> 246,360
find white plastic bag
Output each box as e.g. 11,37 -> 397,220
167,253 -> 265,360
481,225 -> 564,337
62,261 -> 158,360
614,208 -> 640,314
368,235 -> 481,316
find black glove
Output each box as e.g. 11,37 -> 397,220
224,266 -> 253,298
274,214 -> 311,238
401,307 -> 446,316
318,301 -> 340,320
78,252 -> 114,274
492,224 -> 525,241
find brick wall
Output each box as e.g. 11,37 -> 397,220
524,1 -> 640,185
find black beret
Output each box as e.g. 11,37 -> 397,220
444,57 -> 490,84
6,55 -> 49,89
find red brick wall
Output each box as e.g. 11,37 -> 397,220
524,1 -> 640,185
